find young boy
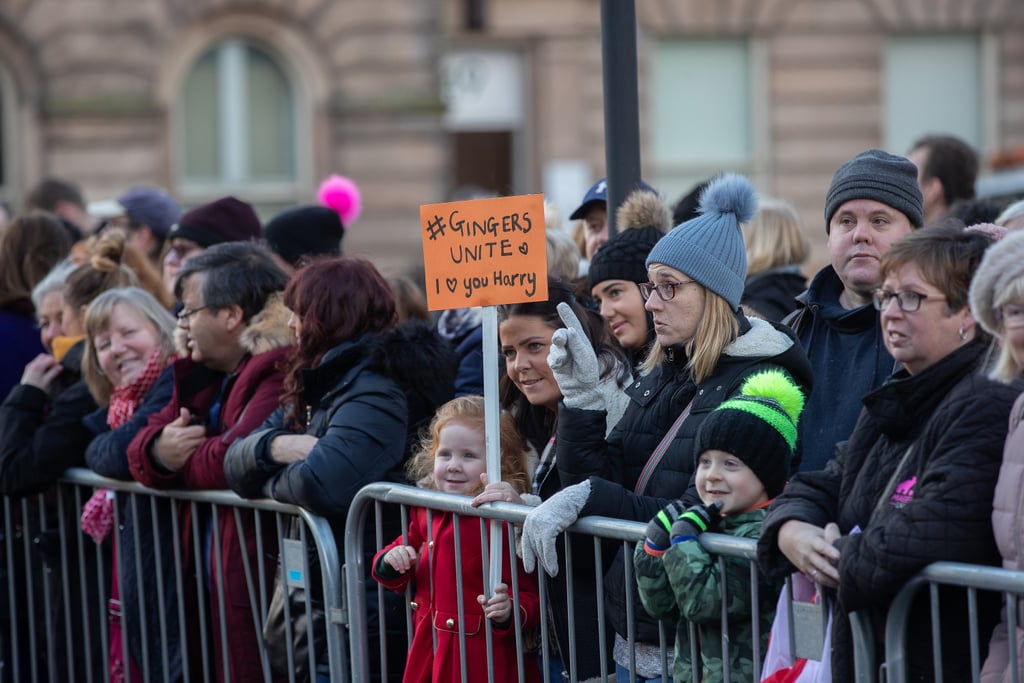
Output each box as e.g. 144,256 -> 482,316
633,369 -> 805,682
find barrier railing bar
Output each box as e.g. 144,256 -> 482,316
189,501 -> 211,680
170,494 -> 190,683
153,495 -> 172,681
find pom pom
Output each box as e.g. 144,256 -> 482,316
698,173 -> 757,225
738,369 -> 805,425
616,190 -> 672,233
317,174 -> 362,228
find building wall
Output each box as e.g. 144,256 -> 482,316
1,0 -> 1023,275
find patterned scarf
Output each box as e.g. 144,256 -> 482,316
107,348 -> 172,429
82,348 -> 174,544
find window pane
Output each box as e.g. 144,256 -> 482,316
182,50 -> 221,179
885,36 -> 981,153
246,46 -> 293,180
651,40 -> 751,166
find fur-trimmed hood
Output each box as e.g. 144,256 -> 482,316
240,292 -> 294,355
173,292 -> 295,358
370,319 -> 458,415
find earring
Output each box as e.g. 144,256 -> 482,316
958,322 -> 967,341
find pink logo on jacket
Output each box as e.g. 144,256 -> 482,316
890,476 -> 917,508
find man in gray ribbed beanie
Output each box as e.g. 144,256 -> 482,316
823,148 -> 924,233
784,147 -> 923,474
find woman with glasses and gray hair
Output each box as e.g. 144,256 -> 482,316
758,222 -> 1019,682
519,174 -> 813,683
969,230 -> 1024,683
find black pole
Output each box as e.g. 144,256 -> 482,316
599,0 -> 642,239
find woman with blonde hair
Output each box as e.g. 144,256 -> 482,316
740,197 -> 809,321
970,230 -> 1024,683
520,174 -> 813,682
80,287 -> 180,682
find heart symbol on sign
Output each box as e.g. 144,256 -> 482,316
446,278 -> 458,293
518,242 -> 529,255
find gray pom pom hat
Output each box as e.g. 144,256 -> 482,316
645,173 -> 757,309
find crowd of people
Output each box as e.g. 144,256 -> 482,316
2,131 -> 1024,683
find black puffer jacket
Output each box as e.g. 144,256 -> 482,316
757,339 -> 1021,682
557,314 -> 812,646
225,321 -> 456,520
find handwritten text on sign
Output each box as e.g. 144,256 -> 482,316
420,194 -> 548,310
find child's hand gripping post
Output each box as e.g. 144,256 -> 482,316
478,582 -> 512,627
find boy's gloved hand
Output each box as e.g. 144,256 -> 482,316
669,501 -> 724,543
642,501 -> 689,556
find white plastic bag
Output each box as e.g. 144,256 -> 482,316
760,572 -> 833,683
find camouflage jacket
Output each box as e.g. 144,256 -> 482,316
633,507 -> 780,682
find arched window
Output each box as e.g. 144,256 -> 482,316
178,39 -> 297,203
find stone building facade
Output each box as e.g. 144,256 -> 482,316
1,0 -> 1022,274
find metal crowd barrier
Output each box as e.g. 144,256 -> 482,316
1,467 -> 344,683
9,471 -> 1019,683
881,561 -> 1024,683
345,482 -> 783,683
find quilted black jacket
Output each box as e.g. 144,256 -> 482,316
758,339 -> 1022,682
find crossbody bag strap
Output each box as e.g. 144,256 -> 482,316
634,398 -> 695,495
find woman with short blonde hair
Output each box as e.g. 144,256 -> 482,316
740,197 -> 808,322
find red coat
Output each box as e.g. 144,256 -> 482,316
373,507 -> 542,683
127,346 -> 291,683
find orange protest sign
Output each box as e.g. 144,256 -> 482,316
420,194 -> 548,310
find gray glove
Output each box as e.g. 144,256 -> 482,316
548,304 -> 630,434
548,303 -> 602,411
520,479 -> 591,576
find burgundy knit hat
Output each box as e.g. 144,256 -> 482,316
167,196 -> 262,247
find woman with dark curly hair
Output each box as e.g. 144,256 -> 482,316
226,255 -> 456,682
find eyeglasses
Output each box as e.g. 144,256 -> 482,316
639,280 -> 696,302
176,305 -> 209,321
872,289 -> 943,313
164,242 -> 203,264
999,304 -> 1024,327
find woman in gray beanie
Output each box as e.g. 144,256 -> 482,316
970,230 -> 1024,683
520,173 -> 813,682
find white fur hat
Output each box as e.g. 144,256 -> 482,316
969,230 -> 1024,334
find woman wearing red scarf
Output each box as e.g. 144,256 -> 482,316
80,287 -> 178,683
